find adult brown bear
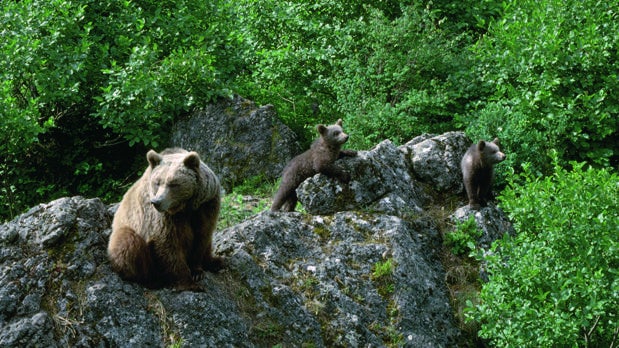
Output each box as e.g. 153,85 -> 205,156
108,148 -> 222,291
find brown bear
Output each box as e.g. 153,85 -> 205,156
271,119 -> 357,212
461,138 -> 506,210
108,148 -> 223,291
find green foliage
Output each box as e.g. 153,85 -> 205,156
445,216 -> 483,256
467,154 -> 619,346
465,0 -> 619,183
372,258 -> 395,279
219,176 -> 276,229
1,0 -> 617,224
0,0 -> 243,220
330,4 -> 475,149
236,1 -> 477,147
93,0 -> 242,147
371,258 -> 396,298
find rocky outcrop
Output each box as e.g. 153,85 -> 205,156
400,132 -> 471,193
297,140 -> 431,216
0,131 -> 515,347
170,95 -> 301,192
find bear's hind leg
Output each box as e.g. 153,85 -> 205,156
191,197 -> 224,275
281,193 -> 298,212
108,226 -> 153,285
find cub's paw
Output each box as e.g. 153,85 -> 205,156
204,256 -> 225,273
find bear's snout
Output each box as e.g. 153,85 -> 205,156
151,198 -> 165,211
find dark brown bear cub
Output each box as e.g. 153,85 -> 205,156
271,119 -> 356,212
461,138 -> 506,210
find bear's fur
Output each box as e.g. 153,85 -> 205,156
461,138 -> 506,210
271,119 -> 356,212
108,148 -> 223,291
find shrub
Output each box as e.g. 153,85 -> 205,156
467,153 -> 619,346
445,215 -> 483,256
465,0 -> 619,183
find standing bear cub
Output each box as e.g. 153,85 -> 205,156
271,119 -> 356,212
108,148 -> 223,291
461,138 -> 506,210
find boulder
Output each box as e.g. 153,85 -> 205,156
450,203 -> 515,251
170,95 -> 301,192
297,140 -> 431,216
400,132 -> 471,193
0,131 -> 514,347
0,195 -> 462,347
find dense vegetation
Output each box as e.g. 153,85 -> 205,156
468,155 -> 618,346
1,0 -> 618,344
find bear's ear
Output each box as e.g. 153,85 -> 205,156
477,140 -> 486,151
147,150 -> 162,168
492,138 -> 500,146
336,118 -> 343,126
317,124 -> 327,135
183,152 -> 201,170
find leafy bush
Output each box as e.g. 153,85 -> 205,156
235,1 -> 483,148
0,0 -> 243,220
465,0 -> 619,183
467,154 -> 619,346
445,216 -> 483,256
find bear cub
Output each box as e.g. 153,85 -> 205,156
271,119 -> 356,212
461,138 -> 506,210
108,148 -> 223,291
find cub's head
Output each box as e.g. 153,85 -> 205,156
146,149 -> 202,214
317,119 -> 349,146
478,138 -> 506,164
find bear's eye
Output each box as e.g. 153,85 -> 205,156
333,131 -> 340,136
167,181 -> 180,188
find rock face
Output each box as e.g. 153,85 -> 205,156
0,131 -> 514,347
297,132 -> 471,215
170,95 -> 301,192
298,140 -> 431,216
400,132 -> 471,193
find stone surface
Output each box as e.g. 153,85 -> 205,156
450,203 -> 515,250
400,132 -> 471,193
0,131 -> 514,347
170,95 -> 301,191
297,140 -> 431,216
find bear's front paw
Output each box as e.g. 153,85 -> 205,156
204,256 -> 225,273
468,202 -> 481,210
338,171 -> 351,183
174,281 -> 206,292
191,267 -> 206,281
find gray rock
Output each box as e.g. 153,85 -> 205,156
0,132 -> 512,347
400,131 -> 471,193
297,140 -> 431,215
170,95 -> 301,191
450,203 -> 515,250
0,193 -> 465,347
215,211 -> 461,347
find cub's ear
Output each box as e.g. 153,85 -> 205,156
477,140 -> 486,151
492,138 -> 500,146
336,118 -> 343,126
147,150 -> 162,168
317,124 -> 327,135
183,152 -> 201,170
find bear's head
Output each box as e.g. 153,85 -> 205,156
317,119 -> 349,146
478,138 -> 506,164
146,149 -> 202,214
